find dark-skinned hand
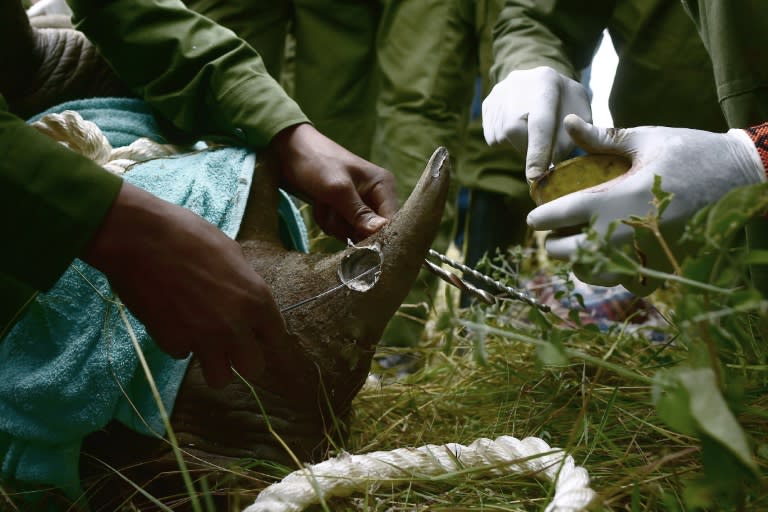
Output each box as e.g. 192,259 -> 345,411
271,123 -> 398,242
82,181 -> 287,388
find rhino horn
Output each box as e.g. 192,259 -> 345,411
234,146 -> 450,412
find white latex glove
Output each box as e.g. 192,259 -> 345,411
527,114 -> 766,294
482,66 -> 592,182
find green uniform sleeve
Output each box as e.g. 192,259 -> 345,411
67,0 -> 309,148
679,1 -> 768,128
491,0 -> 614,83
0,96 -> 123,336
0,98 -> 123,289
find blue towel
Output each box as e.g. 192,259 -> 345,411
29,97 -> 170,148
0,98 -> 308,498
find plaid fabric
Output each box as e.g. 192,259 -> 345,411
745,122 -> 768,179
528,272 -> 667,342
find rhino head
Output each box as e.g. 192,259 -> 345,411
171,147 -> 450,463
0,2 -> 129,119
81,148 -> 451,507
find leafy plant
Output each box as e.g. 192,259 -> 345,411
570,181 -> 768,509
348,182 -> 766,511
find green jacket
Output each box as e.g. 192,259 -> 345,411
491,0 -> 728,131
0,0 -> 308,338
679,1 -> 768,128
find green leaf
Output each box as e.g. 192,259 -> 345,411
652,369 -> 697,436
727,288 -> 763,309
757,443 -> 768,460
744,249 -> 768,265
681,252 -> 719,284
536,342 -> 568,366
527,307 -> 552,332
660,489 -> 684,512
685,182 -> 768,250
536,330 -> 569,366
651,174 -> 674,218
682,478 -> 715,509
653,367 -> 758,474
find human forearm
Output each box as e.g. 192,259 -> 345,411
0,0 -> 41,99
67,0 -> 308,148
0,100 -> 122,291
491,0 -> 612,84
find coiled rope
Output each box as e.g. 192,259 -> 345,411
244,435 -> 595,512
31,109 -> 187,174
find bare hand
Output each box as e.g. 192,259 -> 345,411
82,182 -> 287,387
271,123 -> 398,241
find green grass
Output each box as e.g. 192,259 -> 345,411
283,183 -> 768,511
330,305 -> 693,510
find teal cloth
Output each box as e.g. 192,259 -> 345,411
0,98 -> 308,498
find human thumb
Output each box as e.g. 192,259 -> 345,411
563,114 -> 626,155
340,192 -> 387,237
359,209 -> 388,235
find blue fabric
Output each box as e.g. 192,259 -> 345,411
0,98 -> 307,498
29,97 -> 169,148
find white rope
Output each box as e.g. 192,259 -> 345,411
31,110 -> 187,174
244,435 -> 595,512
27,0 -> 72,17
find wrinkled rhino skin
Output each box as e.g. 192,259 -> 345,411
1,3 -> 130,118
80,149 -> 451,510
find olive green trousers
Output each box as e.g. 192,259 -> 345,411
373,0 -> 529,347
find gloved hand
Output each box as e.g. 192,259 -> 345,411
482,66 -> 592,182
527,114 -> 766,294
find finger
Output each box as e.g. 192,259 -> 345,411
527,191 -> 595,231
329,184 -> 388,238
552,82 -> 592,163
525,103 -> 558,181
360,170 -> 398,220
143,324 -> 192,359
236,289 -> 285,379
481,96 -> 500,145
482,92 -> 517,146
483,77 -> 531,151
228,340 -> 265,382
544,232 -> 587,260
165,346 -> 192,359
502,118 -> 530,156
242,278 -> 287,343
313,204 -> 357,241
563,114 -> 626,155
196,346 -> 233,388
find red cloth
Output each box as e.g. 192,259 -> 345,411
744,122 -> 768,179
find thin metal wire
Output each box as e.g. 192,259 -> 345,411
280,248 -> 550,314
280,263 -> 382,313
